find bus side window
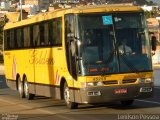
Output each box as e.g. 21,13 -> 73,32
44,22 -> 49,46
5,30 -> 10,50
30,26 -> 34,47
39,22 -> 49,46
15,29 -> 19,48
33,24 -> 40,47
40,23 -> 45,46
24,26 -> 30,47
48,20 -> 53,46
10,29 -> 15,49
16,28 -> 24,48
53,18 -> 62,46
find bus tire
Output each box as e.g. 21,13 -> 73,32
24,77 -> 35,100
121,100 -> 134,106
18,77 -> 25,98
63,82 -> 78,109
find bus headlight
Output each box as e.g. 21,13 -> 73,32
87,82 -> 103,87
145,78 -> 153,83
137,78 -> 153,83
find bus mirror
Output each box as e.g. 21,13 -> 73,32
71,41 -> 76,56
137,31 -> 145,39
151,36 -> 156,51
67,33 -> 74,40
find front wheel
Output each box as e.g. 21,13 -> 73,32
24,78 -> 35,100
63,82 -> 78,109
121,100 -> 134,106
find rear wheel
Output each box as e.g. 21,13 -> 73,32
63,82 -> 78,109
18,77 -> 25,98
121,100 -> 134,106
24,77 -> 35,100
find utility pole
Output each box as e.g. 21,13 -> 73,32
20,0 -> 22,20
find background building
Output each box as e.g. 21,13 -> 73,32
147,18 -> 160,42
25,0 -> 38,5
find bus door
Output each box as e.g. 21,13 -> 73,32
65,14 -> 78,80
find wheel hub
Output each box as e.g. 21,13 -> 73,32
64,87 -> 70,104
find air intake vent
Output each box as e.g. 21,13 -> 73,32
103,80 -> 118,85
122,79 -> 137,84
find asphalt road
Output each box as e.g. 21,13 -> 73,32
0,69 -> 160,120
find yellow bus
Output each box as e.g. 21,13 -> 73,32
3,4 -> 155,109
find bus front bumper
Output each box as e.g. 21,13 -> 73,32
78,83 -> 153,104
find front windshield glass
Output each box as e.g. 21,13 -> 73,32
77,12 -> 152,75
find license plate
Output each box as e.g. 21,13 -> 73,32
115,88 -> 127,94
140,87 -> 152,92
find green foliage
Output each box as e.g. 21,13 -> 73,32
144,11 -> 152,18
0,55 -> 3,63
0,21 -> 5,45
0,21 -> 5,63
144,9 -> 159,18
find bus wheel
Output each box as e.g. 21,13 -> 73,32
121,100 -> 134,106
18,77 -> 25,98
24,78 -> 35,100
64,82 -> 78,109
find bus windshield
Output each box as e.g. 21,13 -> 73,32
77,12 -> 152,75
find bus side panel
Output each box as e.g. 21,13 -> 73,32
33,47 -> 66,97
4,51 -> 15,80
3,50 -> 35,92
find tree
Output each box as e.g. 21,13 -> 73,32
0,20 -> 5,63
144,11 -> 152,18
0,21 -> 5,45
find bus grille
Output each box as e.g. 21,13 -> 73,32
122,79 -> 137,84
103,80 -> 118,85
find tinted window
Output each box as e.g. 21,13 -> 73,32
16,28 -> 24,48
24,27 -> 30,47
53,18 -> 62,46
4,17 -> 62,49
33,24 -> 40,46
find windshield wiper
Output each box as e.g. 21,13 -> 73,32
106,50 -> 115,66
101,49 -> 115,76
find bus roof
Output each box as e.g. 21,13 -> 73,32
4,4 -> 143,30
